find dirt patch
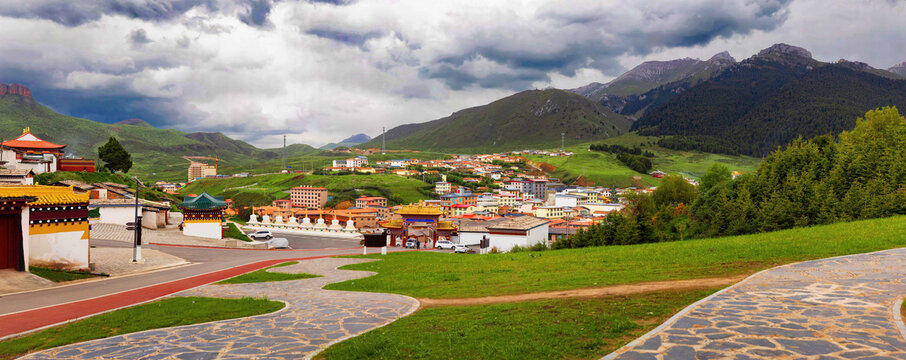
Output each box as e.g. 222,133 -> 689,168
418,274 -> 747,307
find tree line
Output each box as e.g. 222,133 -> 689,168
557,107 -> 906,248
589,143 -> 654,174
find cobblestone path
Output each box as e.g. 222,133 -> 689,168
21,258 -> 419,360
607,248 -> 906,360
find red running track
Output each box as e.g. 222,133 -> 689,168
0,253 -> 353,339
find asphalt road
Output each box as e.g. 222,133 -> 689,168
0,234 -> 406,317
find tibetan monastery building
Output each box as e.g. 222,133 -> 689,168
0,128 -> 66,174
0,185 -> 90,271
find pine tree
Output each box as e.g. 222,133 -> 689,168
98,137 -> 133,173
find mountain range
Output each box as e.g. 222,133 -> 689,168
0,83 -> 317,180
320,133 -> 372,150
626,44 -> 906,156
357,89 -> 631,151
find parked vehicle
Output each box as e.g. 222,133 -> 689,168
405,239 -> 418,248
248,230 -> 273,240
436,240 -> 455,249
453,244 -> 469,253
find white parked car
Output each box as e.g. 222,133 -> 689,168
436,240 -> 455,249
248,230 -> 273,240
453,244 -> 469,253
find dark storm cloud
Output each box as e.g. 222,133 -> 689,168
420,0 -> 793,89
307,28 -> 383,46
0,0 -> 279,28
0,1 -> 213,26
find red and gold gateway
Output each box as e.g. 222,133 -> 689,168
379,205 -> 456,248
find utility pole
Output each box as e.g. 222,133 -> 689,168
282,135 -> 286,171
561,132 -> 565,153
382,126 -> 386,155
128,176 -> 143,262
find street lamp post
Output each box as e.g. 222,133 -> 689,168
131,176 -> 143,262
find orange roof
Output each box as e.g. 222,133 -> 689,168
292,186 -> 327,190
1,129 -> 65,150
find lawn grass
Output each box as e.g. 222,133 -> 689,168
0,297 -> 283,360
224,222 -> 251,242
216,261 -> 322,284
325,216 -> 906,298
316,288 -> 719,360
29,267 -> 103,282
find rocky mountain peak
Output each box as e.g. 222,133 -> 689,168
614,57 -> 704,83
0,83 -> 32,98
756,43 -> 813,59
889,61 -> 906,76
708,51 -> 736,63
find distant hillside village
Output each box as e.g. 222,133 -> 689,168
243,150 -> 667,254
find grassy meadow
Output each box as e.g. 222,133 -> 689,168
316,288 -> 719,360
326,216 -> 906,298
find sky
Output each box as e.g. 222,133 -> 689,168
0,0 -> 904,148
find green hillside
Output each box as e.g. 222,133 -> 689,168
357,89 -> 631,152
0,92 -> 318,182
179,173 -> 434,208
522,133 -> 760,187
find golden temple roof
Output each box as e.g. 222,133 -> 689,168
0,185 -> 89,205
395,205 -> 443,216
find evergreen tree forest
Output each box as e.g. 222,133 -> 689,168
556,107 -> 906,249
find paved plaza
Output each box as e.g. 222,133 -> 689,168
21,258 -> 419,360
607,248 -> 906,360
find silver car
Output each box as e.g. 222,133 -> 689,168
436,240 -> 455,249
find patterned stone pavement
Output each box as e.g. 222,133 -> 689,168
607,247 -> 906,360
21,258 -> 419,360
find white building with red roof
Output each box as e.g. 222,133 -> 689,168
0,128 -> 66,174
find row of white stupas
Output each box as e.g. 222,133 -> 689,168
247,214 -> 359,233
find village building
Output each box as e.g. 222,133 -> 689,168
290,186 -> 328,209
178,192 -> 227,239
0,185 -> 90,271
533,206 -> 565,219
332,156 -> 368,168
434,181 -> 451,194
0,169 -> 35,185
272,199 -> 292,209
187,162 -> 217,181
457,216 -> 549,252
89,199 -> 171,229
0,128 -> 66,174
355,196 -> 387,208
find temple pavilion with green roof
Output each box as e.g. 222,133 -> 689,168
178,192 -> 227,239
